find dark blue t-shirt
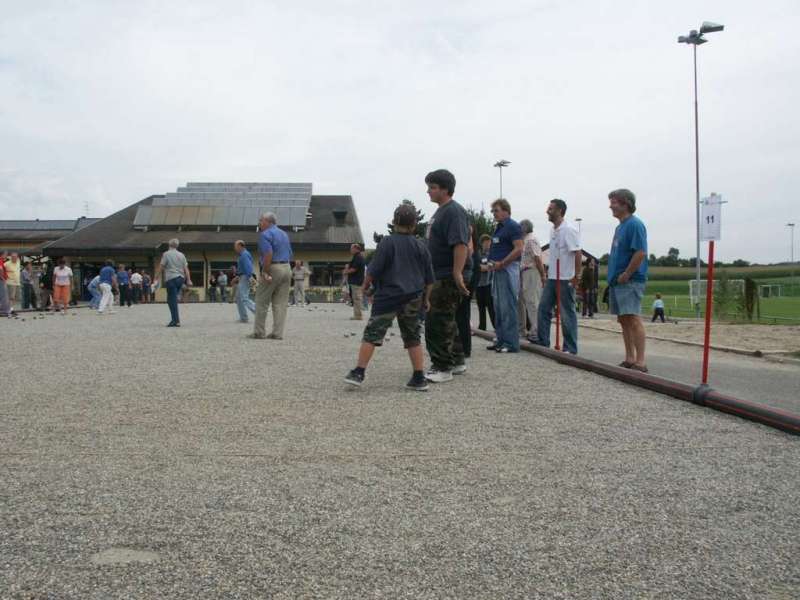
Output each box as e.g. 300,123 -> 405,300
488,218 -> 523,262
369,234 -> 435,314
116,270 -> 130,285
99,266 -> 115,285
608,215 -> 648,284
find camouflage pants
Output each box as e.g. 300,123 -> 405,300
425,278 -> 464,370
363,296 -> 423,348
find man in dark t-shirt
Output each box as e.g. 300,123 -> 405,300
423,169 -> 471,383
344,244 -> 366,320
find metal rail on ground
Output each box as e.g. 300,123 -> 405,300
472,329 -> 800,436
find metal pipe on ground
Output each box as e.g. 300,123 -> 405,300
472,329 -> 800,436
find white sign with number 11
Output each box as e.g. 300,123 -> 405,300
700,193 -> 723,241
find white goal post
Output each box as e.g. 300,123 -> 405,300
689,279 -> 745,305
758,284 -> 783,298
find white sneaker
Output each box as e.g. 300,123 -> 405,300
452,363 -> 468,375
425,368 -> 453,383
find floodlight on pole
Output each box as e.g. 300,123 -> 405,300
493,159 -> 511,199
677,20 -> 724,318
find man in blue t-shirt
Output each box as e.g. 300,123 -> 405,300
487,198 -> 524,353
97,260 -> 118,314
607,188 -> 648,372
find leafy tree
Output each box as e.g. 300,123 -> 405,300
373,199 -> 428,244
732,259 -> 750,267
599,253 -> 610,265
465,207 -> 495,239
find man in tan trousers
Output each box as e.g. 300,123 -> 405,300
249,212 -> 293,340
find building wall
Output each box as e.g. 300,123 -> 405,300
150,249 -> 352,303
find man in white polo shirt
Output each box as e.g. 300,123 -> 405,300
534,199 -> 582,354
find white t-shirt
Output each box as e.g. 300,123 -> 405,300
130,272 -> 143,285
548,221 -> 581,280
54,266 -> 73,286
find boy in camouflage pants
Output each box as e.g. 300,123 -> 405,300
345,204 -> 434,391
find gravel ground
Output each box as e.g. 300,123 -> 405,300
1,303 -> 799,599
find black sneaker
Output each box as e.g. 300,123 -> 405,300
344,369 -> 365,387
406,374 -> 429,392
486,344 -> 498,351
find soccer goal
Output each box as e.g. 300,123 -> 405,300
689,279 -> 745,305
759,284 -> 783,298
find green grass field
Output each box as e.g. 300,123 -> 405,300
596,268 -> 800,324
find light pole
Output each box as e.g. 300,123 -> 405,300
493,159 -> 510,199
788,222 -> 796,294
575,217 -> 582,234
678,21 -> 724,318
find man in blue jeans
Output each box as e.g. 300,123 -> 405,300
486,198 -> 524,353
155,238 -> 192,327
233,240 -> 256,323
536,199 -> 582,354
607,188 -> 648,372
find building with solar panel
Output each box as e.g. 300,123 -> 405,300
40,182 -> 363,301
0,218 -> 100,255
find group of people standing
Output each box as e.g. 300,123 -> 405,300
343,168 -> 650,390
87,265 -> 153,310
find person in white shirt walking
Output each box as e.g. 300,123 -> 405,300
130,270 -> 143,304
534,199 -> 582,354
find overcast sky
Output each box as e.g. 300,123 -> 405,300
1,0 -> 798,263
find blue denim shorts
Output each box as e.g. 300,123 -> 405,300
609,281 -> 645,316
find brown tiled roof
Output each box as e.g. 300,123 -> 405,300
43,196 -> 362,256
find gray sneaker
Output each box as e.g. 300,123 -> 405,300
425,368 -> 453,383
452,363 -> 468,375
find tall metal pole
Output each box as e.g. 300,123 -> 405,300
693,44 -> 702,319
789,223 -> 796,295
499,166 -> 503,199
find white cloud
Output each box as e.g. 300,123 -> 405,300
1,0 -> 798,262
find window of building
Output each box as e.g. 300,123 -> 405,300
187,261 -> 204,287
308,262 -> 348,287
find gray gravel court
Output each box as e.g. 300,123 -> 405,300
2,303 -> 798,599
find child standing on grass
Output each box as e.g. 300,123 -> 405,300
652,293 -> 666,323
345,203 -> 434,391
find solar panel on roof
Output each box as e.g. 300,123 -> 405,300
180,206 -> 199,226
212,206 -> 227,224
165,207 -> 182,224
226,207 -> 246,226
133,183 -> 312,228
150,206 -> 168,226
243,207 -> 261,225
196,207 -> 214,225
133,206 -> 153,227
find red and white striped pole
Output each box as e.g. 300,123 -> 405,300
555,259 -> 561,351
